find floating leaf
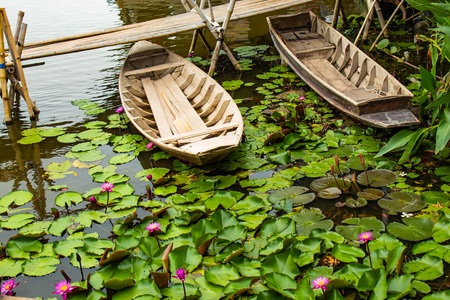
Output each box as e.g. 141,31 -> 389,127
55,191 -> 84,207
290,211 -> 334,236
22,257 -> 60,276
335,218 -> 385,240
332,243 -> 365,263
318,187 -> 342,199
403,254 -> 444,281
109,153 -> 136,165
346,197 -> 367,208
19,221 -> 51,238
0,190 -> 33,207
387,217 -> 434,241
18,134 -> 45,144
1,213 -> 35,229
310,177 -> 351,192
78,150 -> 107,162
268,186 -> 315,206
357,188 -> 385,201
378,192 -> 426,212
40,128 -> 66,137
357,169 -> 397,187
0,258 -> 25,277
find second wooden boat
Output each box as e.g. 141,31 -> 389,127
119,41 -> 244,165
267,11 -> 420,128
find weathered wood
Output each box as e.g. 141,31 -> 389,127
0,12 -> 12,124
124,62 -> 184,77
267,11 -> 419,128
120,41 -> 243,165
18,0 -> 312,61
354,0 -> 377,46
331,0 -> 341,28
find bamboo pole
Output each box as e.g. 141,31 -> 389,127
369,0 -> 406,51
1,8 -> 39,118
208,0 -> 237,76
187,0 -> 208,56
362,0 -> 375,40
0,12 -> 12,124
13,11 -> 24,44
339,4 -> 348,29
354,0 -> 377,46
17,23 -> 27,57
373,1 -> 388,37
185,0 -> 241,74
331,0 -> 342,28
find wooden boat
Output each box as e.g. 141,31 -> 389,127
267,12 -> 420,128
119,41 -> 244,165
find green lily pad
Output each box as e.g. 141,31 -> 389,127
18,134 -> 45,144
346,197 -> 368,208
387,217 -> 434,241
403,254 -> 444,281
109,153 -> 136,165
19,221 -> 52,238
318,187 -> 342,199
0,258 -> 25,277
55,191 -> 84,207
357,169 -> 397,187
22,257 -> 60,276
1,213 -> 35,229
0,190 -> 33,207
289,211 -> 334,236
335,218 -> 385,240
78,150 -> 107,162
40,128 -> 66,137
378,192 -> 427,212
310,177 -> 351,192
268,186 -> 315,207
357,188 -> 385,200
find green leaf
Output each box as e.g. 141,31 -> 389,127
55,191 -> 84,207
22,257 -> 60,276
260,251 -> 300,278
387,217 -> 433,241
260,218 -> 296,236
357,269 -> 388,300
0,190 -> 34,207
436,109 -> 450,153
290,211 -> 334,236
1,213 -> 35,229
403,254 -> 444,280
48,216 -> 75,236
332,243 -> 365,263
0,258 -> 25,277
265,272 -> 296,298
168,245 -> 203,274
19,221 -> 51,238
109,153 -> 136,165
78,150 -> 107,162
205,264 -> 241,286
377,39 -> 390,49
375,130 -> 415,158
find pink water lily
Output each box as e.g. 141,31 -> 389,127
311,276 -> 330,291
298,96 -> 305,101
146,174 -> 153,181
88,196 -> 96,202
101,182 -> 114,192
53,280 -> 76,300
174,268 -> 188,282
358,231 -> 374,243
146,222 -> 161,233
146,142 -> 154,150
1,279 -> 19,296
115,106 -> 124,114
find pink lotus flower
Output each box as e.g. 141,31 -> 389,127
115,106 -> 124,114
1,279 -> 19,296
53,280 -> 76,300
88,196 -> 96,202
146,174 -> 153,181
311,276 -> 330,291
146,142 -> 154,150
358,231 -> 374,243
101,182 -> 114,192
173,268 -> 188,282
146,222 -> 161,233
359,153 -> 365,165
298,96 -> 305,101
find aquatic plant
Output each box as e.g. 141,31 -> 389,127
53,280 -> 75,300
1,278 -> 19,296
358,231 -> 374,268
311,276 -> 329,299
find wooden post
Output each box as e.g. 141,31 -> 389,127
354,0 -> 377,46
331,0 -> 341,28
184,0 -> 241,74
369,0 -> 406,51
373,1 -> 388,37
17,23 -> 27,57
339,4 -> 348,29
1,8 -> 39,119
9,11 -> 24,102
0,12 -> 12,124
187,0 -> 208,56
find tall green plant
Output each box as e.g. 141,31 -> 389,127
375,0 -> 450,163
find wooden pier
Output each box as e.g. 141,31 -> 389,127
18,0 -> 311,60
2,0 -> 311,123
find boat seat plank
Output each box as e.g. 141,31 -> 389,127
204,99 -> 231,126
124,62 -> 184,77
141,76 -> 174,137
123,98 -> 153,118
125,80 -> 146,98
159,74 -> 207,130
180,135 -> 239,154
157,122 -> 239,144
175,70 -> 195,90
122,90 -> 150,108
184,76 -> 207,99
192,83 -> 215,108
198,91 -> 224,118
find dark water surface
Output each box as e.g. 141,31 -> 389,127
0,0 -> 367,298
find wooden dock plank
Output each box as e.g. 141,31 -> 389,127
18,0 -> 311,60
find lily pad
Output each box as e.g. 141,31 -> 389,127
22,257 -> 60,276
387,217 -> 434,241
0,190 -> 33,207
346,197 -> 368,208
378,192 -> 426,212
18,135 -> 45,144
78,150 -> 107,162
39,128 -> 66,137
357,169 -> 397,187
109,153 -> 136,165
289,211 -> 334,236
335,218 -> 385,240
310,177 -> 351,192
1,213 -> 35,229
318,187 -> 342,199
268,186 -> 315,207
357,188 -> 385,201
403,254 -> 444,281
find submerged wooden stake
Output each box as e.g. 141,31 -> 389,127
0,12 -> 12,124
1,8 -> 39,119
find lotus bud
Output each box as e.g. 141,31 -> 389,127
359,153 -> 365,165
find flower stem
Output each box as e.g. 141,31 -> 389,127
154,232 -> 161,248
322,288 -> 328,300
367,242 -> 373,268
104,191 -> 109,213
182,281 -> 187,300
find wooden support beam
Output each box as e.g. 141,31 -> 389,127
1,8 -> 39,119
0,12 -> 12,124
331,0 -> 341,28
354,0 -> 377,46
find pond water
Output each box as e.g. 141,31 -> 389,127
1,0 -> 438,299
